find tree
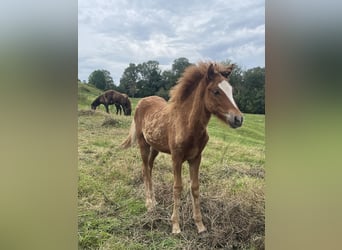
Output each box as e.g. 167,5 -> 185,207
136,61 -> 162,97
159,70 -> 175,99
88,69 -> 114,90
119,63 -> 139,97
172,57 -> 192,80
157,57 -> 192,99
220,60 -> 265,114
242,67 -> 265,114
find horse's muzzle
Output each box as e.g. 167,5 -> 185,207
234,115 -> 243,127
227,114 -> 243,128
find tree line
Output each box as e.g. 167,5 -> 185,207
85,57 -> 265,114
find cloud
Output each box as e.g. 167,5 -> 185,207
78,0 -> 264,83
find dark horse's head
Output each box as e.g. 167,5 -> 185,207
91,97 -> 100,110
124,106 -> 132,116
122,95 -> 132,116
124,103 -> 132,116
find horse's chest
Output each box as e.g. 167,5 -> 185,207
175,131 -> 209,160
187,139 -> 208,159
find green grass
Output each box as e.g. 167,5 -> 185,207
78,83 -> 265,249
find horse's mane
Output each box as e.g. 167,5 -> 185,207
169,62 -> 210,104
169,62 -> 234,104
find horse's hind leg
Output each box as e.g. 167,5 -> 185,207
138,139 -> 157,211
148,148 -> 159,207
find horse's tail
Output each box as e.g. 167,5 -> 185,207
120,119 -> 136,149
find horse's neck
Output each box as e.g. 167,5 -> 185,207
95,97 -> 101,106
180,84 -> 211,131
192,95 -> 210,130
97,96 -> 103,103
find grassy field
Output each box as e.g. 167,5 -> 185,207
78,83 -> 265,249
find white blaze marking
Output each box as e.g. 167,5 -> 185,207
218,80 -> 238,108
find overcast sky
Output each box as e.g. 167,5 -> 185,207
78,0 -> 264,83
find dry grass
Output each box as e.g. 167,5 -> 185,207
124,162 -> 265,249
78,109 -> 96,116
134,182 -> 264,249
101,117 -> 120,127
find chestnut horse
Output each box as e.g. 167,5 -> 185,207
91,90 -> 132,115
121,62 -> 243,234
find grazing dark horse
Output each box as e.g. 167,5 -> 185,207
91,90 -> 132,115
121,62 -> 243,234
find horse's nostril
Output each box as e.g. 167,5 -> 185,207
234,116 -> 243,126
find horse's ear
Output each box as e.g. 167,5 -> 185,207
207,63 -> 215,81
221,64 -> 235,78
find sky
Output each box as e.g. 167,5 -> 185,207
78,0 -> 264,84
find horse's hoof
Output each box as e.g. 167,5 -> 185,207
145,199 -> 156,212
197,224 -> 207,234
195,220 -> 207,233
151,198 -> 157,207
172,224 -> 181,234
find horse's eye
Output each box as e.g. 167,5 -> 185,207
213,90 -> 220,96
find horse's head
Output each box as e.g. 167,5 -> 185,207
124,107 -> 132,116
204,63 -> 243,128
91,98 -> 99,110
123,97 -> 132,116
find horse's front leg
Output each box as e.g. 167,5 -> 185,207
188,154 -> 207,233
171,155 -> 183,234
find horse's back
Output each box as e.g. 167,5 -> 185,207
135,96 -> 167,116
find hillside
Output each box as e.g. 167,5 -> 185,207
78,82 -> 104,110
78,83 -> 265,249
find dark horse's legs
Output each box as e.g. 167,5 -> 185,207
104,104 -> 109,113
115,104 -> 122,115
